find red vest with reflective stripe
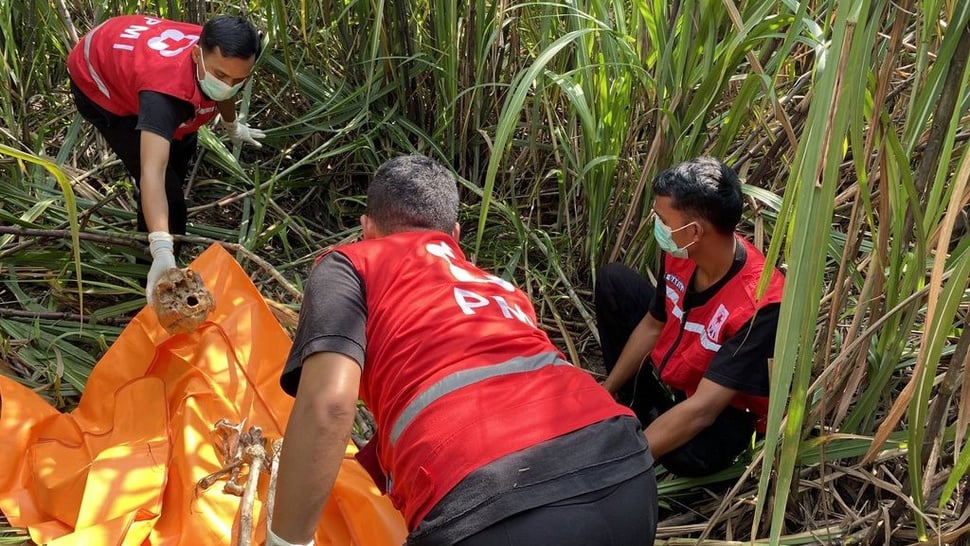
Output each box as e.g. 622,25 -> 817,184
650,237 -> 784,432
67,15 -> 218,140
335,231 -> 633,529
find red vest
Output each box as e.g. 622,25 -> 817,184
650,237 -> 784,432
67,15 -> 218,140
334,231 -> 633,529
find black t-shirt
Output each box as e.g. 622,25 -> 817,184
281,253 -> 368,394
135,91 -> 195,141
648,243 -> 780,397
281,252 -> 654,544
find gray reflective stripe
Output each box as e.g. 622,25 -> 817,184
83,23 -> 111,99
388,351 -> 571,445
666,286 -> 684,320
683,321 -> 722,352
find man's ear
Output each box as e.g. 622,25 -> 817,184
361,214 -> 380,240
692,222 -> 705,243
450,222 -> 460,242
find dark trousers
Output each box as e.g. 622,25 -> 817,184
455,471 -> 657,546
594,263 -> 755,477
70,80 -> 195,239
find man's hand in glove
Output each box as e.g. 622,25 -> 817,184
146,231 -> 177,305
221,118 -> 266,149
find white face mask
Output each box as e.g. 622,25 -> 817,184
197,50 -> 245,101
654,216 -> 696,258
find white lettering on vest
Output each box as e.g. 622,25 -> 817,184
454,288 -> 490,315
112,18 -> 196,57
427,242 -> 515,292
665,272 -> 685,293
147,29 -> 199,57
120,25 -> 150,39
492,295 -> 536,327
453,288 -> 535,327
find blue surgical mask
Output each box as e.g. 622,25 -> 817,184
197,51 -> 245,101
654,216 -> 696,259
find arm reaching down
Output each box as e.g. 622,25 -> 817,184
140,130 -> 176,303
601,312 -> 664,396
139,130 -> 172,234
644,378 -> 737,458
271,351 -> 362,544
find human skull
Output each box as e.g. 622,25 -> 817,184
152,268 -> 215,335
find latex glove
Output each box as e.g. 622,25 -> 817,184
266,527 -> 314,546
146,231 -> 177,306
221,118 -> 265,148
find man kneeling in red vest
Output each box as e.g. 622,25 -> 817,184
597,156 -> 785,477
271,156 -> 658,546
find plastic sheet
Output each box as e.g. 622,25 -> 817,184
0,244 -> 407,545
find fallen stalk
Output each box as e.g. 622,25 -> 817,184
0,226 -> 303,301
0,308 -> 130,325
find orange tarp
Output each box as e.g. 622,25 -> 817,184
0,244 -> 407,545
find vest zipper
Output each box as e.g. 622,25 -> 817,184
657,308 -> 689,378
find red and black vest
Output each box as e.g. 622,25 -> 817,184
67,15 -> 218,140
334,231 -> 633,529
650,236 -> 785,432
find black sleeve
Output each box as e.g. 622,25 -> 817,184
647,256 -> 666,322
703,303 -> 780,397
136,91 -> 194,141
279,252 -> 368,396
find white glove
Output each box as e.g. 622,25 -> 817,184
221,118 -> 265,148
146,231 -> 177,306
266,527 -> 314,546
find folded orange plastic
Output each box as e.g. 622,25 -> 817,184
0,244 -> 407,545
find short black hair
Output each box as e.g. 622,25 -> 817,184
199,15 -> 261,59
652,156 -> 743,235
367,155 -> 459,234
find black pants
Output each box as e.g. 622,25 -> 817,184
70,80 -> 195,238
455,471 -> 657,546
594,263 -> 755,477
